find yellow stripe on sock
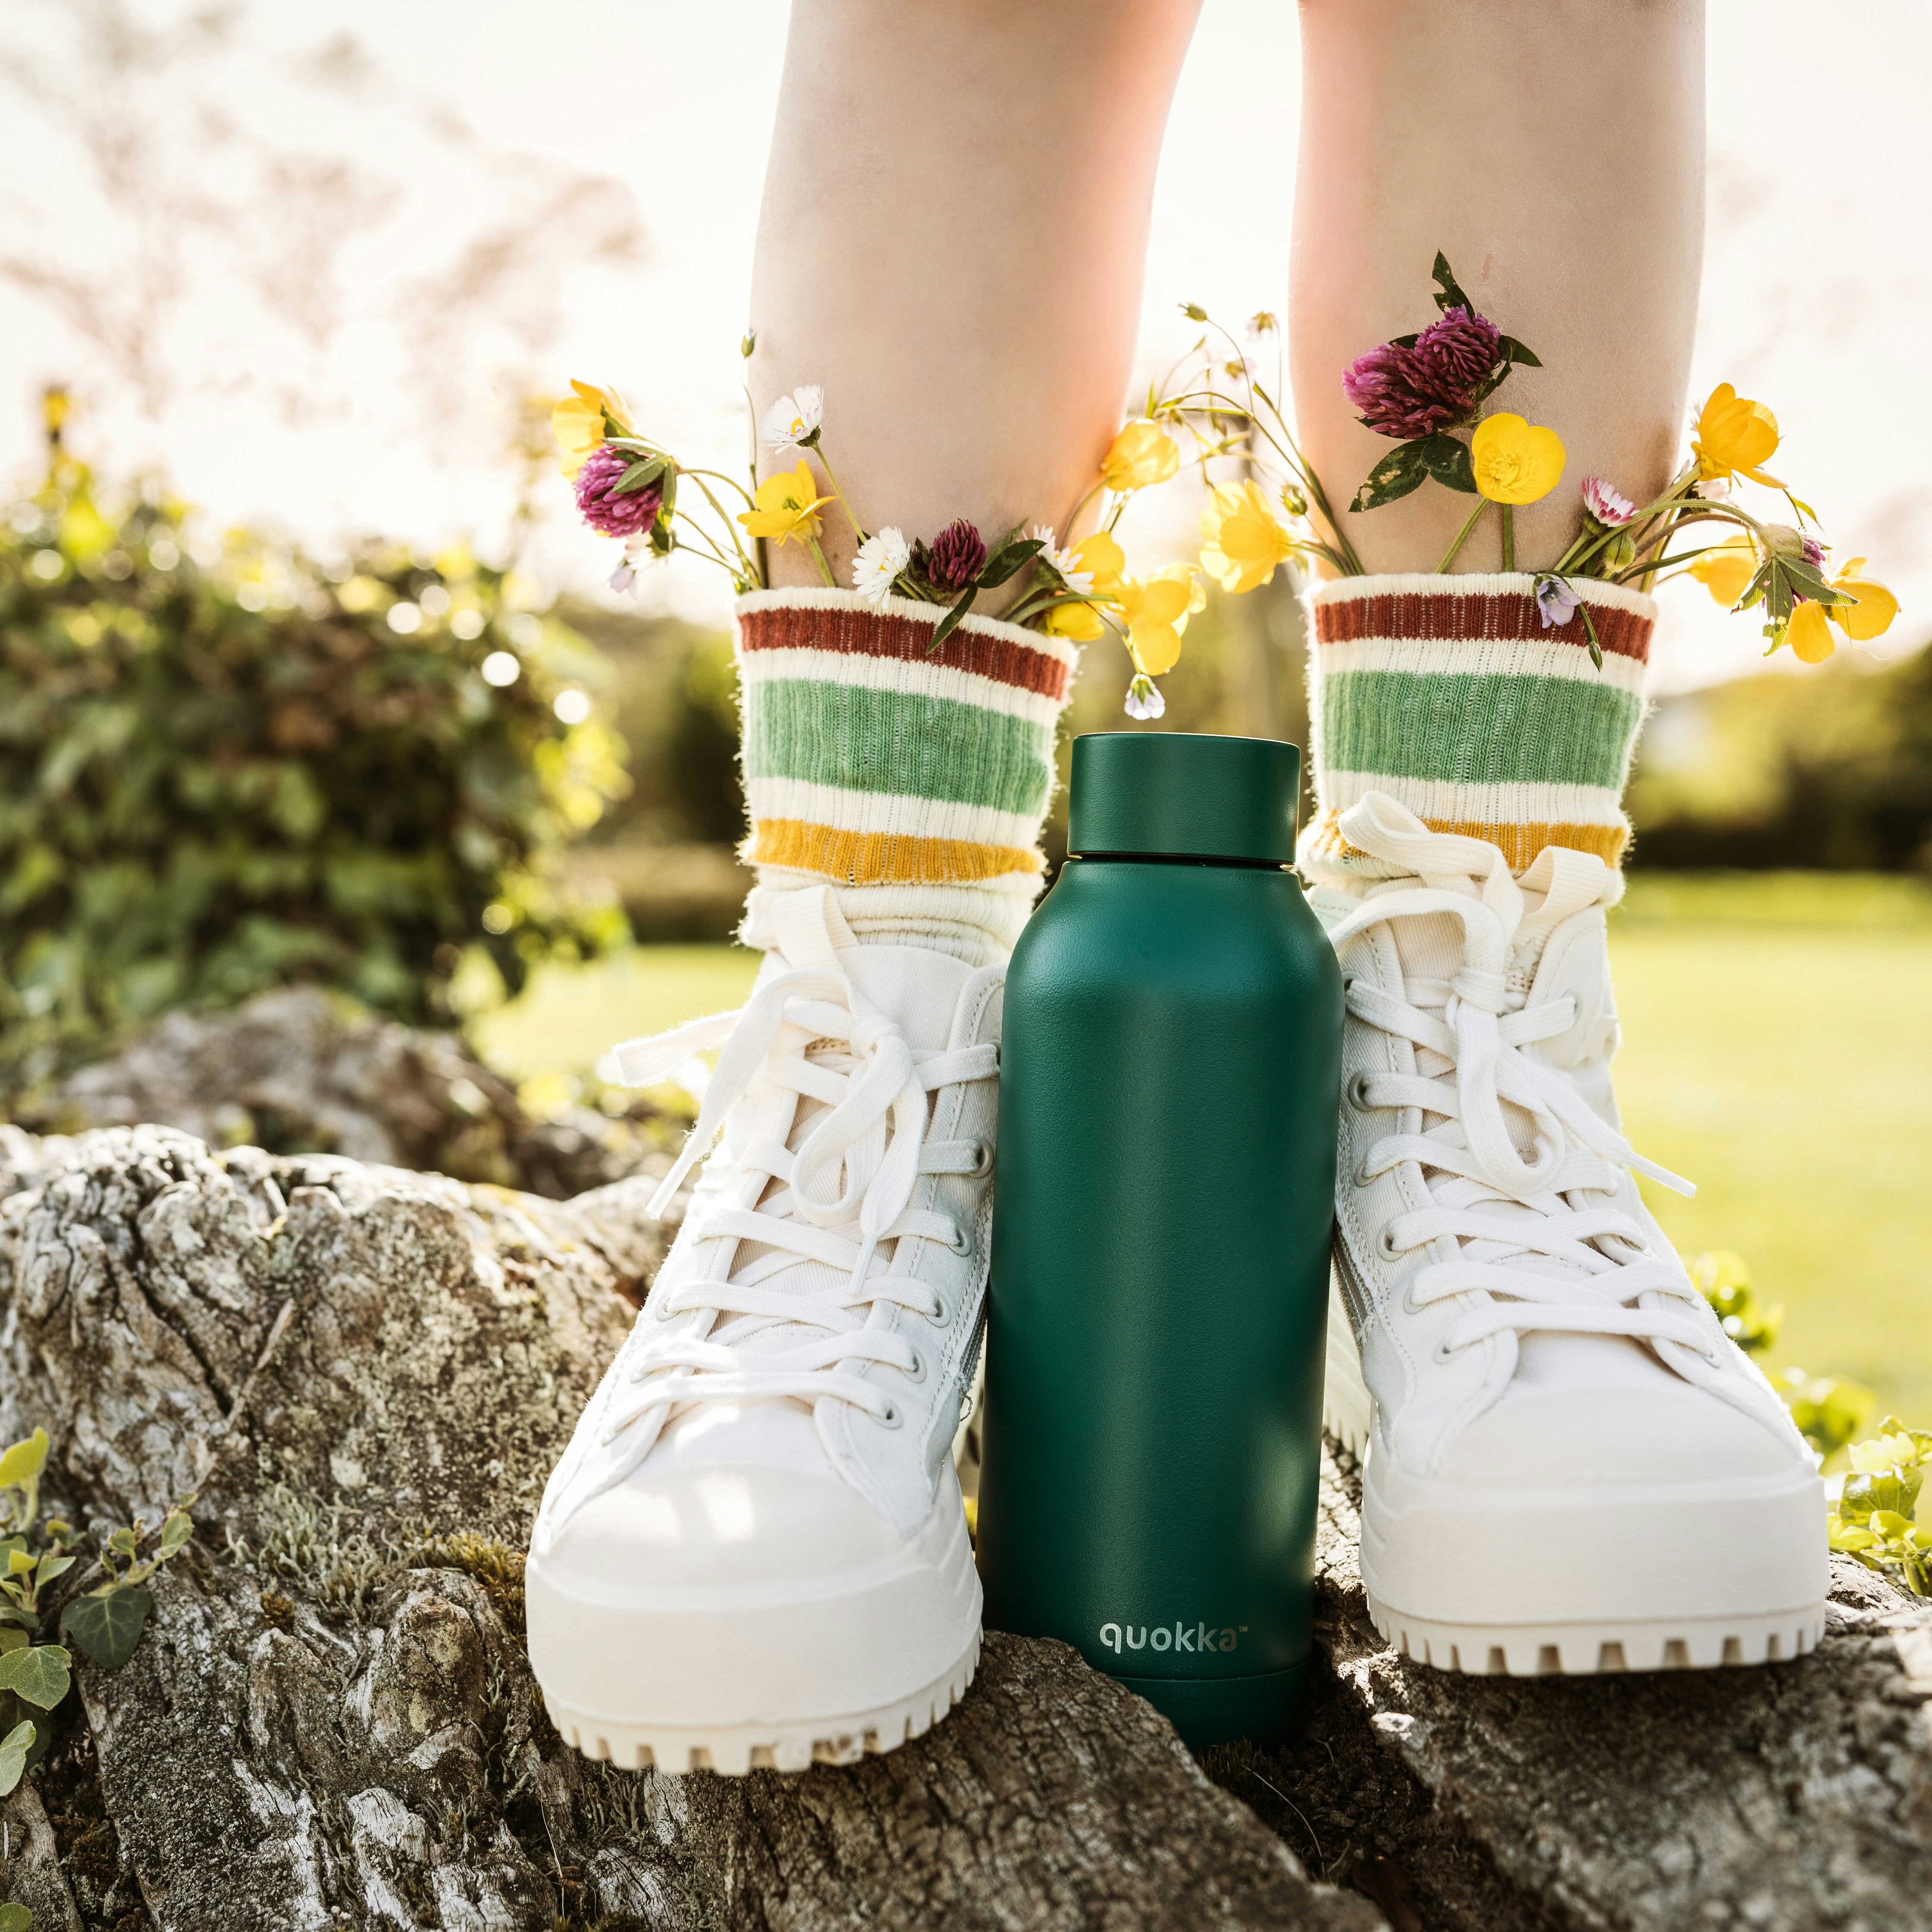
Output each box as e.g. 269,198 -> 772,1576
1303,807 -> 1628,876
746,818 -> 1045,885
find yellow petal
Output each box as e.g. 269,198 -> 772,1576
1471,413 -> 1566,505
1786,601 -> 1836,663
1071,530 -> 1126,593
1830,573 -> 1899,642
1129,622 -> 1183,677
1101,422 -> 1181,493
1042,600 -> 1106,640
1687,533 -> 1757,608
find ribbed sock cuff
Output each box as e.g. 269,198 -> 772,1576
735,589 -> 1075,893
1298,571 -> 1655,882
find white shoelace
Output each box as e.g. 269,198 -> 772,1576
1329,795 -> 1712,1363
597,966 -> 997,1443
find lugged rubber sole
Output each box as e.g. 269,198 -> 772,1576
1363,1593 -> 1826,1675
542,1628 -> 981,1775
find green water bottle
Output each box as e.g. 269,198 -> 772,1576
977,731 -> 1342,1750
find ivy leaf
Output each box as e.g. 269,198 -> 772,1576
0,1900 -> 31,1932
976,538 -> 1044,590
0,1719 -> 33,1798
159,1509 -> 193,1559
1417,434 -> 1477,493
1430,251 -> 1475,316
0,1641 -> 70,1711
61,1587 -> 152,1671
0,1628 -> 25,1654
1350,439 -> 1433,513
35,1551 -> 76,1587
929,586 -> 979,652
0,1430 -> 47,1492
107,1527 -> 137,1558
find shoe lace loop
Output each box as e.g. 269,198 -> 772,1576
1330,793 -> 1709,1361
596,960 -> 996,1442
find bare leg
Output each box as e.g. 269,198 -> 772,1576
749,0 -> 1201,589
1290,0 -> 1705,574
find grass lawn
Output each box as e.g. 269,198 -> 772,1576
479,872 -> 1932,1424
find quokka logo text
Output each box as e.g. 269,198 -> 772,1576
1099,1621 -> 1248,1656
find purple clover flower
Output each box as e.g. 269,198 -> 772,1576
574,444 -> 663,539
1414,306 -> 1502,393
1344,304 -> 1505,441
926,518 -> 988,592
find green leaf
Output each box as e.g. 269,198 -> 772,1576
0,1899 -> 33,1932
929,586 -> 978,652
976,539 -> 1044,591
0,1719 -> 33,1798
0,1430 -> 47,1492
1349,439 -> 1432,514
1498,334 -> 1542,369
1430,251 -> 1474,315
158,1510 -> 192,1559
1417,434 -> 1477,493
613,457 -> 668,496
107,1527 -> 136,1557
60,1587 -> 151,1671
34,1552 -> 75,1587
0,1643 -> 69,1711
0,1628 -> 26,1654
1389,332 -> 1420,350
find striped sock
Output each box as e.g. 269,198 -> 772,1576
734,588 -> 1076,958
1297,572 -> 1656,883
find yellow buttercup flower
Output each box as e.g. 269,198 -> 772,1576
1040,532 -> 1127,640
1823,558 -> 1899,642
1787,556 -> 1899,663
1470,413 -> 1565,505
1101,421 -> 1180,494
1688,533 -> 1758,608
552,379 -> 633,480
1692,383 -> 1783,488
1198,480 -> 1296,595
1117,565 -> 1203,677
737,461 -> 831,547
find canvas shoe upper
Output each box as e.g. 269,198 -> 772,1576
1315,793 -> 1826,1673
527,885 -> 998,1770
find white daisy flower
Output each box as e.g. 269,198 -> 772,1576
1029,522 -> 1094,595
760,385 -> 825,453
852,526 -> 912,604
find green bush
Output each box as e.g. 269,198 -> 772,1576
0,455 -> 628,1100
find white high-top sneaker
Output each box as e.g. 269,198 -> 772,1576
1314,794 -> 1827,1675
527,886 -> 1000,1771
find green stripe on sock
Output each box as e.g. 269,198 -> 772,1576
743,676 -> 1053,818
1321,670 -> 1642,793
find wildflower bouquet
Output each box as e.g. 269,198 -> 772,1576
553,344 -> 1196,712
1160,253 -> 1897,674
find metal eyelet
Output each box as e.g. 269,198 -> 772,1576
1355,1154 -> 1380,1187
1432,1336 -> 1466,1365
948,1222 -> 972,1257
966,1140 -> 994,1179
1346,1071 -> 1373,1111
906,1350 -> 927,1384
878,1402 -> 904,1430
1376,1228 -> 1402,1262
928,1295 -> 949,1326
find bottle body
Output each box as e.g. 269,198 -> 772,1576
977,855 -> 1342,1748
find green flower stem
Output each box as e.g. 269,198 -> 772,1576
1499,503 -> 1515,572
805,535 -> 837,589
803,437 -> 867,547
682,474 -> 759,580
1436,497 -> 1490,574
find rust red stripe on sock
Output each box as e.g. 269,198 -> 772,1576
1314,590 -> 1652,663
738,602 -> 1073,703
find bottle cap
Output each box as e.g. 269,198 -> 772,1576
1068,732 -> 1301,866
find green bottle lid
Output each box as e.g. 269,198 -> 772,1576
1068,732 -> 1301,866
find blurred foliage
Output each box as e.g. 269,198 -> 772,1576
1691,1247 -> 1882,1469
1830,1418 -> 1932,1596
1629,642 -> 1932,872
0,444 -> 629,1101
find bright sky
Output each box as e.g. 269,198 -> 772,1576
3,0 -> 1926,693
